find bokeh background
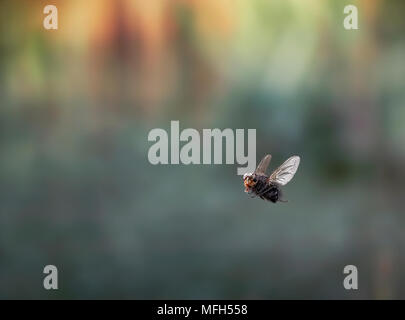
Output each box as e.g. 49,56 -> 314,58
1,0 -> 405,299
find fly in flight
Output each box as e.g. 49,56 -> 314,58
243,155 -> 300,203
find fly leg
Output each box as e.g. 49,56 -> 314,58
247,189 -> 256,198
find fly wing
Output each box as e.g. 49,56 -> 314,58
268,156 -> 300,186
254,154 -> 272,175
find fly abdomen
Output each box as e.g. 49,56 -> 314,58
261,184 -> 280,203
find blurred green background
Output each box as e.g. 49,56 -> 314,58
1,0 -> 405,299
